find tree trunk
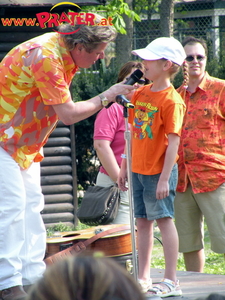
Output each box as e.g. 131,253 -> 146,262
160,0 -> 174,37
115,0 -> 133,67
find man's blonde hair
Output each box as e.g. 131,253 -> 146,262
59,13 -> 117,52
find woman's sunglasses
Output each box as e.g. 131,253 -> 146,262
185,55 -> 205,62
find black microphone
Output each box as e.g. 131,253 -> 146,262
116,95 -> 134,109
123,69 -> 143,85
106,69 -> 143,108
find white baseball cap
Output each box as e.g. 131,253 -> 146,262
132,37 -> 186,66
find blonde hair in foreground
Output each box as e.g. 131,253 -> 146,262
26,253 -> 145,300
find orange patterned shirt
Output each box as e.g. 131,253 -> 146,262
177,72 -> 225,193
0,32 -> 78,169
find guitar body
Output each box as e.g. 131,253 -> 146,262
46,224 -> 136,258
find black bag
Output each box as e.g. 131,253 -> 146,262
76,185 -> 121,226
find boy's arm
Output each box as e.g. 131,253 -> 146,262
118,125 -> 132,191
156,133 -> 180,200
118,153 -> 128,191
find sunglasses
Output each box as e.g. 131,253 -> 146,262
185,55 -> 205,62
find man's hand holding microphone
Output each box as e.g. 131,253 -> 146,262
99,69 -> 144,108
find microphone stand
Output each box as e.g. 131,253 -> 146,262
122,101 -> 162,300
123,105 -> 138,282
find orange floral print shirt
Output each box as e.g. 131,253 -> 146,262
0,32 -> 78,169
177,72 -> 225,193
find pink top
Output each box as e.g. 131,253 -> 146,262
93,103 -> 127,175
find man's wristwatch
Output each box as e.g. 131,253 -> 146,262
99,93 -> 110,107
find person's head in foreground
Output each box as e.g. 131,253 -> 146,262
26,252 -> 145,300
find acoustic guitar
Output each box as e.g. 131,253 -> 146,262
46,224 -> 137,260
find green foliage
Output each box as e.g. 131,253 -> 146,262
172,68 -> 184,89
74,221 -> 91,231
82,0 -> 140,34
72,62 -> 120,190
132,0 -> 159,16
207,57 -> 225,80
46,222 -> 91,237
46,222 -> 75,237
205,252 -> 225,274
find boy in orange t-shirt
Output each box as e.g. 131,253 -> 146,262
118,37 -> 186,297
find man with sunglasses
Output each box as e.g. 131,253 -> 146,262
174,36 -> 225,272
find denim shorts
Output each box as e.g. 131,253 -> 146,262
132,164 -> 178,220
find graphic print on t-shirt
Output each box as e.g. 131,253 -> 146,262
133,100 -> 158,140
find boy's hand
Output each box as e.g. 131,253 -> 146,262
118,168 -> 128,191
156,179 -> 169,200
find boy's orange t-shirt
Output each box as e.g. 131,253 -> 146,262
129,84 -> 186,175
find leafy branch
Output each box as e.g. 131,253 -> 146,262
82,0 -> 140,34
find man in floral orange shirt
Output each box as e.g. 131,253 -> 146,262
0,14 -> 134,300
174,36 -> 225,273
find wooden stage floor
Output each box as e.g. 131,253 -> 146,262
146,268 -> 225,300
